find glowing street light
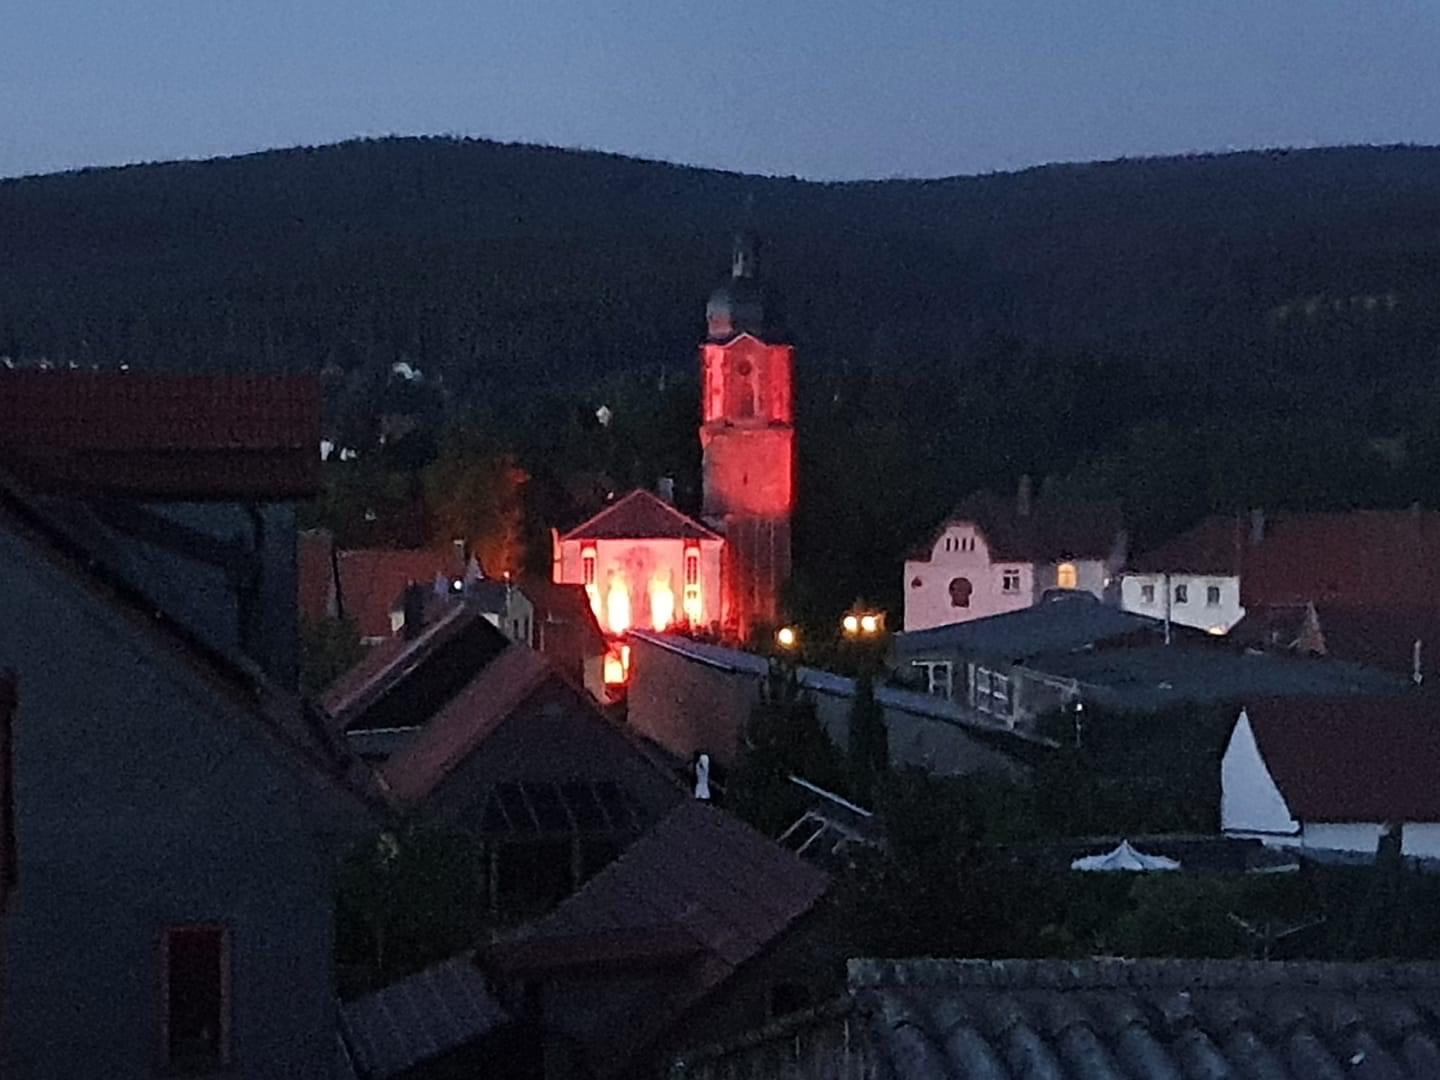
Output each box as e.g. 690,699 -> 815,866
842,607 -> 885,638
842,614 -> 860,635
859,613 -> 879,634
776,625 -> 798,650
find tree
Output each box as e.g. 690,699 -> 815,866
847,672 -> 889,805
298,615 -> 365,694
727,663 -> 846,836
422,415 -> 529,576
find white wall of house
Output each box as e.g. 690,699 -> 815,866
555,536 -> 723,634
1222,711 -> 1440,860
1121,572 -> 1244,633
1220,710 -> 1301,838
903,525 -> 1036,631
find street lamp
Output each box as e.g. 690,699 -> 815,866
842,614 -> 860,636
775,625 -> 799,650
842,608 -> 884,637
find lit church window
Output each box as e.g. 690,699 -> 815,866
683,546 -> 702,624
651,574 -> 675,631
606,577 -> 631,635
581,547 -> 596,585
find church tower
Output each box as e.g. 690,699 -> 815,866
699,232 -> 794,639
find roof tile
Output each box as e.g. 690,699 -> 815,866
562,489 -> 721,542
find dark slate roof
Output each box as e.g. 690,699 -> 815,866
0,670 -> 14,915
337,954 -> 507,1079
1036,642 -> 1405,712
851,958 -> 1440,1080
378,644 -> 558,803
674,958 -> 1440,1079
892,593 -> 1163,662
0,371 -> 321,499
1234,604 -> 1440,679
561,489 -> 722,542
1126,515 -> 1247,575
1245,696 -> 1440,822
485,800 -> 829,1075
913,491 -> 1124,564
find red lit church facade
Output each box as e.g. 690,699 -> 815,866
553,233 -> 794,651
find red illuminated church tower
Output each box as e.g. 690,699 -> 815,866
700,232 -> 794,638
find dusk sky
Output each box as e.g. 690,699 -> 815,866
6,2 -> 1440,181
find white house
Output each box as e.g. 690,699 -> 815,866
1221,698 -> 1440,861
1120,515 -> 1247,634
903,484 -> 1126,632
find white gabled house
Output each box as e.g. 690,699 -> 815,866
1221,698 -> 1440,861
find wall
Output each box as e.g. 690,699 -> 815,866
903,525 -> 1035,632
1121,572 -> 1244,634
0,526 -> 360,1079
627,637 -> 1028,781
556,536 -> 724,634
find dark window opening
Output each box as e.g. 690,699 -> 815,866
769,982 -> 812,1019
948,577 -> 973,608
164,925 -> 228,1073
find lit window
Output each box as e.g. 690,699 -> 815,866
162,926 -> 229,1073
581,546 -> 596,586
1057,562 -> 1078,590
606,577 -> 631,634
1206,584 -> 1221,606
1141,583 -> 1155,604
1174,584 -> 1189,604
682,546 -> 702,624
1001,569 -> 1021,594
650,574 -> 675,631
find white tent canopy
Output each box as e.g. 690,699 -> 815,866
1071,840 -> 1181,873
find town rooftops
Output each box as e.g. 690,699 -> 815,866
0,371 -> 321,499
1243,696 -> 1440,822
1034,641 -> 1405,712
561,488 -> 721,542
911,490 -> 1123,564
334,547 -> 465,641
892,592 -> 1163,662
676,957 -> 1440,1079
485,800 -> 829,1076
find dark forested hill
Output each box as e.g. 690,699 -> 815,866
6,138 -> 1440,613
3,138 -> 1439,394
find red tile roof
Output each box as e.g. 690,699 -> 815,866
379,645 -> 556,803
914,491 -> 1124,564
1241,511 -> 1440,609
562,489 -> 721,542
336,547 -> 462,640
1245,696 -> 1440,822
483,800 -> 829,1076
1128,515 -> 1247,575
0,372 -> 321,498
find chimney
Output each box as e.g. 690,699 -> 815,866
1016,475 -> 1033,517
1249,508 -> 1266,546
401,582 -> 427,641
1414,639 -> 1424,687
656,477 -> 676,505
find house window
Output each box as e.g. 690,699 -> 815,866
1001,569 -> 1021,594
683,546 -> 702,624
1141,583 -> 1155,604
1056,562 -> 1078,590
948,577 -> 972,608
1206,584 -> 1221,606
911,660 -> 953,699
1174,583 -> 1189,604
581,546 -> 596,586
162,925 -> 230,1073
972,666 -> 1011,719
